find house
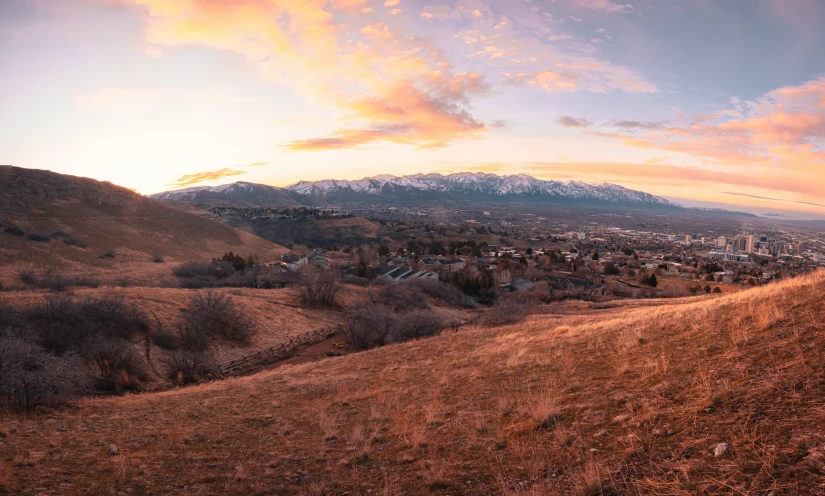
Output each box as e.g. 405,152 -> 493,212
502,278 -> 536,292
257,271 -> 300,289
441,259 -> 466,273
419,257 -> 443,271
300,250 -> 329,268
376,266 -> 439,283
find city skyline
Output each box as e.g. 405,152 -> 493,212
2,0 -> 824,215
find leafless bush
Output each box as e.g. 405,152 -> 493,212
0,302 -> 20,329
173,321 -> 212,351
408,279 -> 477,309
479,295 -> 534,328
0,336 -> 88,410
344,303 -> 397,349
102,249 -> 116,258
84,338 -> 148,391
163,349 -> 214,384
18,269 -> 35,285
26,232 -> 51,243
3,225 -> 24,236
343,275 -> 371,287
174,261 -> 235,279
28,295 -> 150,353
63,237 -> 86,248
152,252 -> 165,263
394,309 -> 446,341
37,273 -> 101,291
298,266 -> 341,308
183,291 -> 255,344
373,283 -> 428,312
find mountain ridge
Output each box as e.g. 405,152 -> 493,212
152,172 -> 680,208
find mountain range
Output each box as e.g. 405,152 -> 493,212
152,173 -> 678,208
150,181 -> 312,207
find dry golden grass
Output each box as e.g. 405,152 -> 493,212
3,272 -> 825,494
0,286 -> 352,370
0,166 -> 286,285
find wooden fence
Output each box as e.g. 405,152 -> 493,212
216,326 -> 337,376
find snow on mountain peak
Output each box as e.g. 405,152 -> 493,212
286,172 -> 676,206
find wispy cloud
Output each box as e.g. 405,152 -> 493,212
123,0 -> 489,151
167,168 -> 247,188
568,0 -> 633,13
557,115 -> 593,128
595,77 -> 825,172
724,192 -> 825,208
527,161 -> 825,198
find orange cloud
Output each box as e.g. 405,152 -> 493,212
286,80 -> 486,150
167,168 -> 247,188
122,0 -> 488,151
595,77 -> 825,175
526,162 -> 825,198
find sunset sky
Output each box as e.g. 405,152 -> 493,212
2,0 -> 824,215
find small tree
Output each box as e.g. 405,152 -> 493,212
184,291 -> 255,344
0,336 -> 88,410
298,266 -> 341,308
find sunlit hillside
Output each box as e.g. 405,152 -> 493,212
4,272 -> 824,495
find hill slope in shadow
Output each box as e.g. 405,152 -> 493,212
0,166 -> 285,284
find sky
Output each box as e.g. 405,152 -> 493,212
1,0 -> 825,216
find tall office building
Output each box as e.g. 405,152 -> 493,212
745,235 -> 756,253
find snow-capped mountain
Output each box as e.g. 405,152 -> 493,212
287,173 -> 677,207
150,181 -> 311,207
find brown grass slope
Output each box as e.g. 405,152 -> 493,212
3,273 -> 825,495
0,286 -> 351,367
0,167 -> 285,283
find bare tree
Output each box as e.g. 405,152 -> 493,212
298,266 -> 341,308
163,349 -> 214,385
184,291 -> 255,344
0,336 -> 88,410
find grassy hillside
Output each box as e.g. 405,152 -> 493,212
3,272 -> 824,494
0,286 -> 349,366
0,167 -> 286,284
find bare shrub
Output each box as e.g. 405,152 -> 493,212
26,232 -> 51,243
152,252 -> 165,263
298,266 -> 341,308
343,275 -> 371,287
63,237 -> 86,248
84,338 -> 147,391
0,302 -> 20,329
174,261 -> 234,279
163,349 -> 214,384
373,283 -> 428,312
174,321 -> 212,351
394,309 -> 446,341
0,336 -> 88,410
479,295 -> 535,328
3,225 -> 24,236
344,303 -> 397,349
149,325 -> 179,350
18,269 -> 36,285
38,273 -> 101,291
102,249 -> 116,258
29,295 -> 149,353
183,291 -> 255,344
408,279 -> 477,309
177,275 -> 219,289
